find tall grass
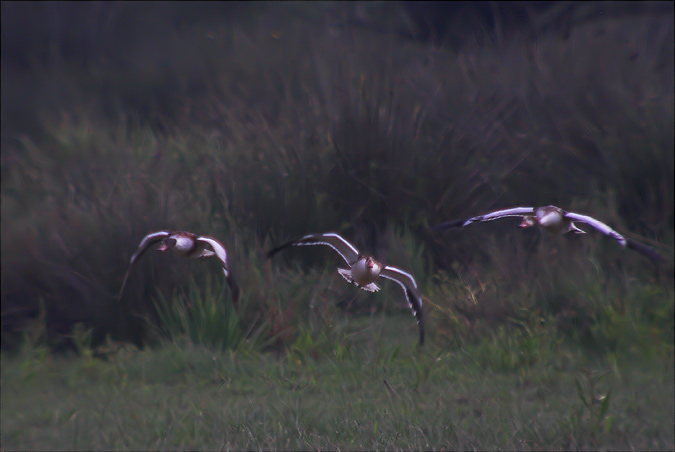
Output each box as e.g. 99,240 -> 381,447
1,4 -> 672,352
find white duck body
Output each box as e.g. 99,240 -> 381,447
525,206 -> 586,235
167,235 -> 200,254
337,256 -> 383,292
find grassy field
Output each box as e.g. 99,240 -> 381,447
3,314 -> 673,450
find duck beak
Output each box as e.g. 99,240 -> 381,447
158,237 -> 176,251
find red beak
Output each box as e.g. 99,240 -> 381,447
519,218 -> 534,228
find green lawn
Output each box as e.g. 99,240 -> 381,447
3,316 -> 673,450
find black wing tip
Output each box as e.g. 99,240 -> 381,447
266,238 -> 298,259
266,246 -> 282,259
267,233 -> 328,258
431,219 -> 466,232
226,274 -> 241,310
626,239 -> 664,263
226,271 -> 239,295
416,303 -> 425,346
406,287 -> 424,346
117,265 -> 135,301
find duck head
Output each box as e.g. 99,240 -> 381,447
158,237 -> 177,251
365,256 -> 383,275
519,216 -> 536,228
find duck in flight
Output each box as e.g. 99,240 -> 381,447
118,231 -> 240,307
433,205 -> 662,262
267,232 -> 425,345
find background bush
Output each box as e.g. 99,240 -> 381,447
1,2 -> 672,352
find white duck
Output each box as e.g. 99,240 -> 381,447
119,230 -> 239,307
433,205 -> 662,262
267,232 -> 425,345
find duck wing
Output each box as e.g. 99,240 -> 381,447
563,212 -> 627,245
267,232 -> 360,266
197,236 -> 240,308
379,266 -> 425,346
433,207 -> 535,231
563,212 -> 663,262
196,236 -> 230,277
118,231 -> 171,300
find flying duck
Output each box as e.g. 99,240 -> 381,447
267,232 -> 425,345
433,205 -> 663,262
118,230 -> 240,307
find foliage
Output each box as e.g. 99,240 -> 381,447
1,3 -> 673,355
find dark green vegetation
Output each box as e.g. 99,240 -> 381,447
2,3 -> 673,450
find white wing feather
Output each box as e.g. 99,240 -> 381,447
131,231 -> 171,263
465,207 -> 536,225
292,233 -> 361,265
197,236 -> 230,277
563,212 -> 627,246
379,266 -> 421,317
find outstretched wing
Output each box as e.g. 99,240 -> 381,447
379,266 -> 425,346
433,207 -> 535,231
197,236 -> 230,277
118,231 -> 171,300
563,212 -> 627,246
267,232 -> 360,266
564,213 -> 663,262
197,236 -> 240,307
